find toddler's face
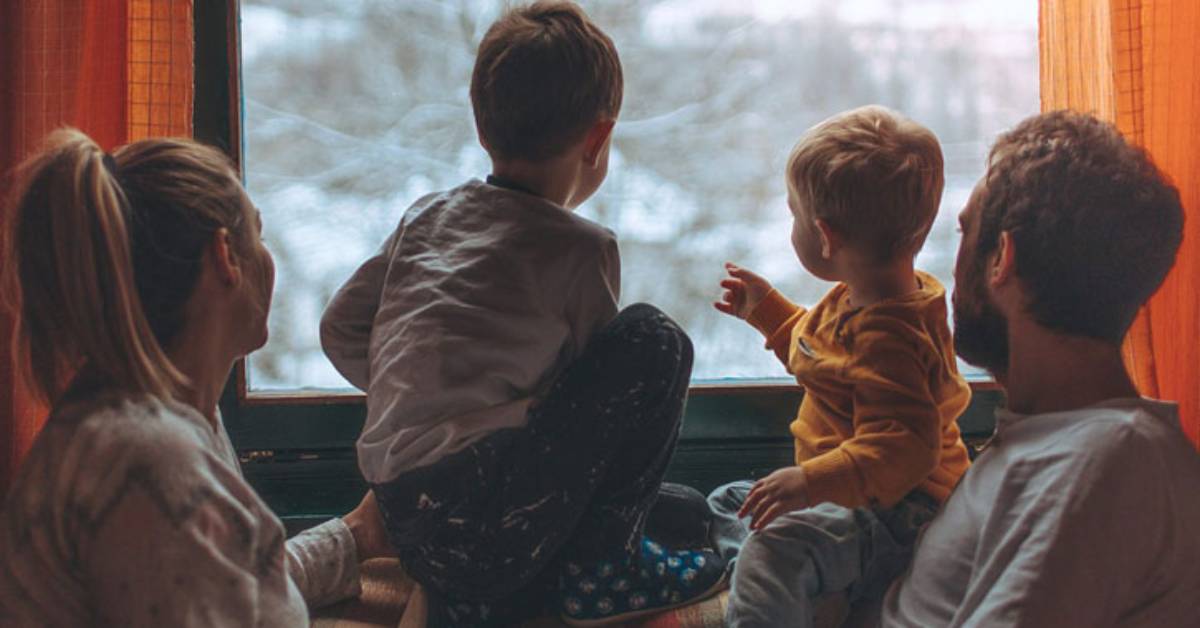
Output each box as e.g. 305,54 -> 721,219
788,192 -> 836,280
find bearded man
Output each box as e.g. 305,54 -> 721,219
881,110 -> 1200,627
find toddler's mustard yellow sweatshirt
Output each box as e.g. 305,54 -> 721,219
748,271 -> 971,508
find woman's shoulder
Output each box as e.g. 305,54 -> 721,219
51,392 -> 222,467
0,392 -> 300,626
5,392 -> 248,537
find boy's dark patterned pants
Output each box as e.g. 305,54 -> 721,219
372,304 -> 694,626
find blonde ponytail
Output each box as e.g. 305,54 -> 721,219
9,129 -> 185,403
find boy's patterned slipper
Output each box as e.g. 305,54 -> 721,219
559,538 -> 728,626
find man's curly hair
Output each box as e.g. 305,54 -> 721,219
974,110 -> 1183,343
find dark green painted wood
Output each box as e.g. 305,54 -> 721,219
193,0 -> 233,155
221,387 -> 1002,452
238,388 -> 1001,519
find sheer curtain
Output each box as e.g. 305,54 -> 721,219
1040,0 -> 1200,446
0,0 -> 194,495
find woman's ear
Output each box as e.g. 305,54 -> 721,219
582,119 -> 616,168
814,218 -> 840,260
209,227 -> 241,287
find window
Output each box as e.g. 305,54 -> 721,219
202,2 -> 1023,518
240,0 -> 1038,392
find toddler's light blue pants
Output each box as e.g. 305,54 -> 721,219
707,481 -> 937,628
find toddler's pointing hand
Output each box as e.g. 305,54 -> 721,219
714,262 -> 773,320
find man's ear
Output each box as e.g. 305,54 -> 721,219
814,218 -> 840,260
990,230 -> 1017,288
582,119 -> 616,167
209,227 -> 241,287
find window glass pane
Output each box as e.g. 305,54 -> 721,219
242,0 -> 1037,391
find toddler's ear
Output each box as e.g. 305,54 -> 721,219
814,218 -> 841,260
582,119 -> 616,167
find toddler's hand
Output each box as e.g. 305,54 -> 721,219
714,262 -> 773,320
739,466 -> 809,531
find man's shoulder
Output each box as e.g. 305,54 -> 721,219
1079,401 -> 1200,474
991,400 -> 1198,487
1051,400 -> 1184,452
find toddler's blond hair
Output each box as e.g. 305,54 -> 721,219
786,105 -> 944,262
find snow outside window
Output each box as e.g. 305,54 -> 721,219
241,0 -> 1038,391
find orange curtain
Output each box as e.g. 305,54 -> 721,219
0,0 -> 194,496
1040,0 -> 1200,447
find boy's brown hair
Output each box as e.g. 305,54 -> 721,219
470,1 -> 623,162
787,105 -> 944,262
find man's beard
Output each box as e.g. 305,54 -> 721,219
953,305 -> 1009,376
952,264 -> 1010,377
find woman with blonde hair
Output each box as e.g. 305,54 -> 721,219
0,129 -> 389,626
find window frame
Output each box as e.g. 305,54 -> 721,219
202,0 -> 1003,524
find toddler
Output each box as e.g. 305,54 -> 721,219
708,106 -> 972,628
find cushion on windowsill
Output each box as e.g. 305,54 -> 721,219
311,558 -> 731,628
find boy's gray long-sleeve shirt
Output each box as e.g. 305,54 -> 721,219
321,179 -> 620,483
